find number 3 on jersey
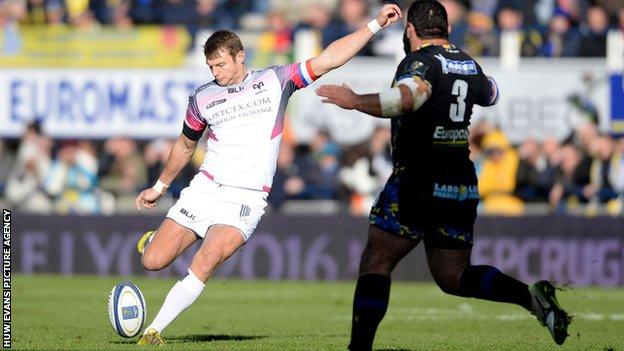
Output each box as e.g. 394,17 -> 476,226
449,79 -> 468,122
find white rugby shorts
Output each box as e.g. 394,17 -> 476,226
166,172 -> 268,241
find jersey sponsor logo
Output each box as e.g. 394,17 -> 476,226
210,97 -> 272,126
432,126 -> 469,144
433,183 -> 479,201
180,208 -> 197,221
206,98 -> 226,109
228,86 -> 244,94
434,54 -> 478,75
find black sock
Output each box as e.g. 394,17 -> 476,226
348,274 -> 391,351
459,265 -> 532,310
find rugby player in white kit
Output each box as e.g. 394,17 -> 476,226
133,4 -> 402,345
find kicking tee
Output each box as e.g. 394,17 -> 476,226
183,60 -> 319,192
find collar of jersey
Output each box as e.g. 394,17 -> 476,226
416,43 -> 456,51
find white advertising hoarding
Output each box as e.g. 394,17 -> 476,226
0,58 -> 611,144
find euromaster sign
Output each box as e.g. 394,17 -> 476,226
1,70 -> 205,138
0,26 -> 189,67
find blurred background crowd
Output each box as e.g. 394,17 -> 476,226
1,0 -> 624,58
0,0 -> 623,216
1,115 -> 622,216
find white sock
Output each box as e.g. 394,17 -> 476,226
145,268 -> 205,334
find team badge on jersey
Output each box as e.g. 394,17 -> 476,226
398,61 -> 429,81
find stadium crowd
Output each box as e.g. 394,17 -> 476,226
1,0 -> 623,57
1,115 -> 622,216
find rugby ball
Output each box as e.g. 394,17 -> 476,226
107,281 -> 146,338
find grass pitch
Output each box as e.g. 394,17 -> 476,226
12,274 -> 624,350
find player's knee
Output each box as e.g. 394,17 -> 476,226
359,253 -> 393,276
141,253 -> 167,271
431,271 -> 462,296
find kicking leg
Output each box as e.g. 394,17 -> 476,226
141,224 -> 245,341
141,218 -> 198,271
349,225 -> 418,351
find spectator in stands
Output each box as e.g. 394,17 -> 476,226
463,11 -> 498,56
610,135 -> 624,214
295,2 -> 331,33
322,0 -> 375,56
549,143 -> 588,211
221,0 -> 254,29
5,122 -> 53,213
542,136 -> 560,167
253,9 -> 293,67
144,139 -> 195,199
577,4 -> 609,57
515,138 -> 556,202
478,130 -> 524,215
468,119 -> 495,175
89,0 -> 117,24
65,0 -> 98,29
292,2 -> 331,57
305,129 -> 341,199
268,141 -> 308,209
619,7 -> 624,34
189,0 -> 233,43
555,0 -> 585,24
23,0 -> 47,24
129,0 -> 157,24
45,0 -> 65,25
470,0 -> 498,17
157,0 -> 195,25
1,0 -> 26,55
513,0 -> 541,27
98,137 -> 147,198
496,1 -> 543,57
111,0 -> 132,29
339,126 -> 392,215
44,141 -> 101,214
573,122 -> 598,185
586,135 -> 619,203
87,0 -> 131,28
440,0 -> 468,48
0,141 -> 15,197
539,9 -> 580,57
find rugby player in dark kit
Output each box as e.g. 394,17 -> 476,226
316,1 -> 571,350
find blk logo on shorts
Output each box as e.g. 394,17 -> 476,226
180,208 -> 196,221
239,205 -> 251,218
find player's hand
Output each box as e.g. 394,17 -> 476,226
316,84 -> 358,110
375,4 -> 402,29
135,187 -> 164,211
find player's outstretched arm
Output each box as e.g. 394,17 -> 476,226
308,4 -> 401,77
135,134 -> 198,210
316,77 -> 432,118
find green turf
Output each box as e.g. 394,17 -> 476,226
11,274 -> 624,350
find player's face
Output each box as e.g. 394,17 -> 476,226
206,49 -> 245,86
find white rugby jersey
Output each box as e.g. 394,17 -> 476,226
183,60 -> 319,192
